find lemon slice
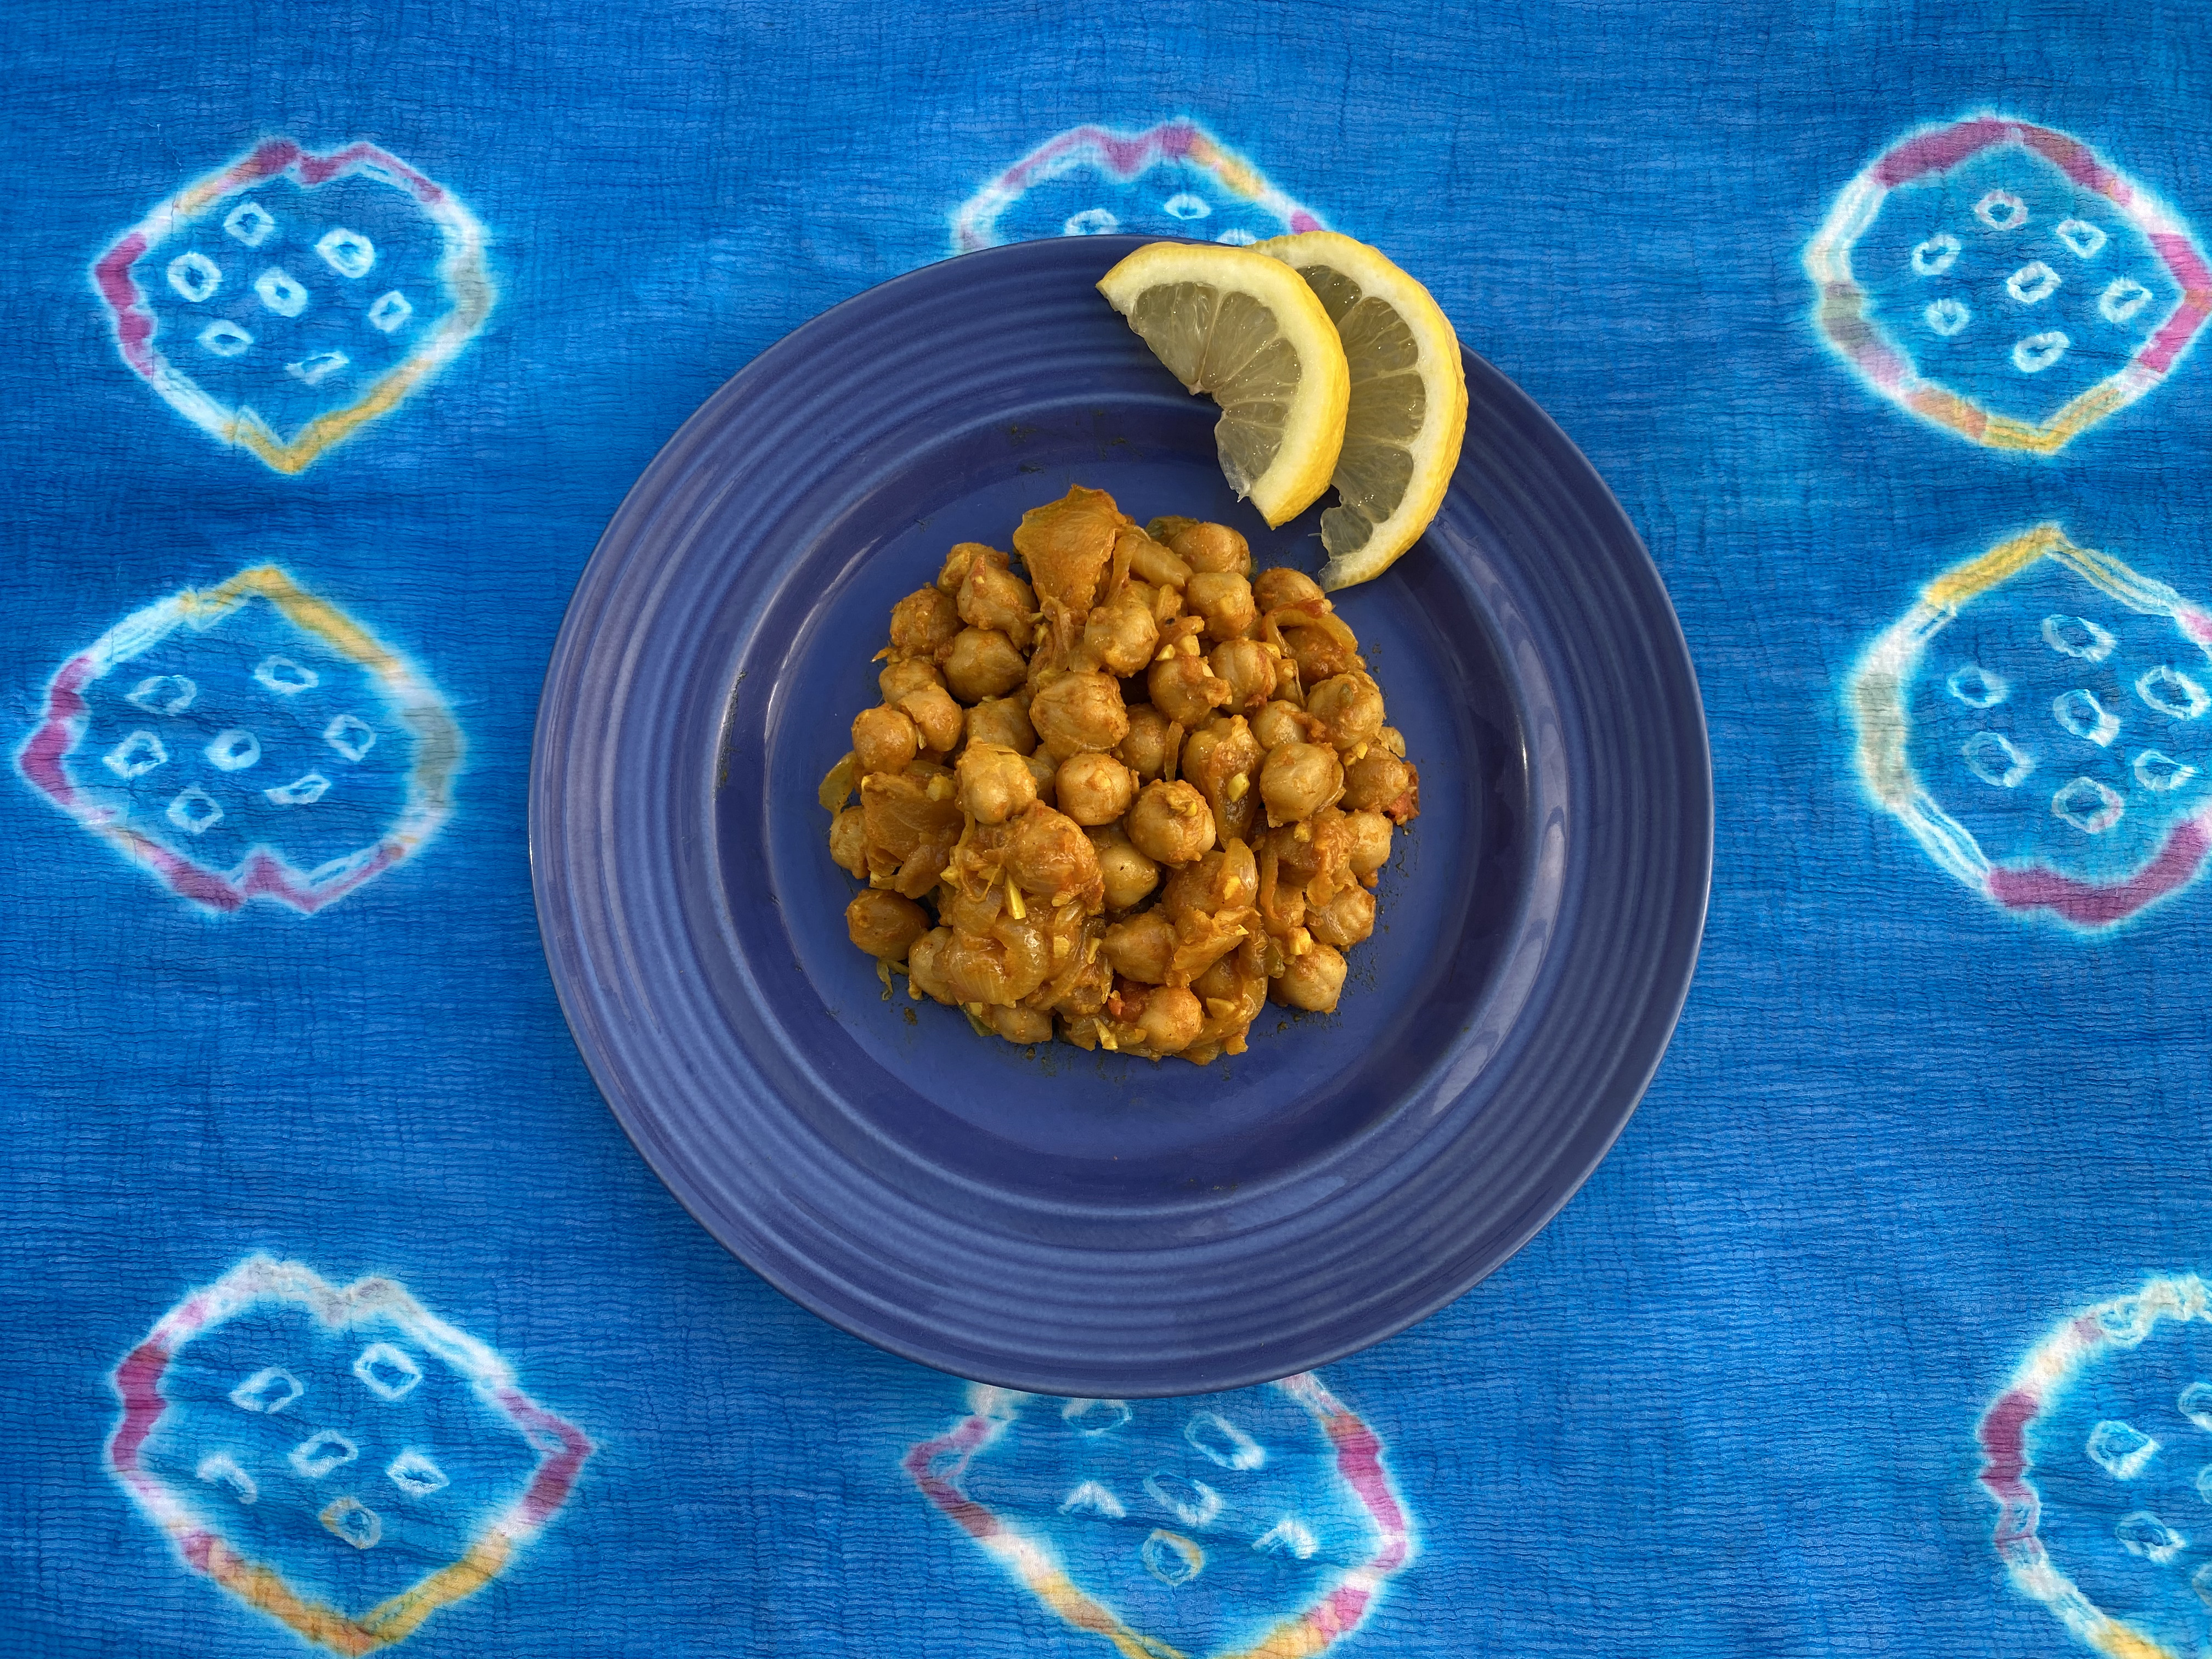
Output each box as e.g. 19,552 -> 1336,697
1251,232 -> 1467,590
1097,242 -> 1350,528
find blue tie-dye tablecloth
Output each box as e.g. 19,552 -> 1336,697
12,4 -> 2212,1656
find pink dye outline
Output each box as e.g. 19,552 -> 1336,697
91,140 -> 445,378
107,1256 -> 592,1649
1807,116 -> 2212,452
1977,575 -> 2212,924
91,138 -> 490,472
951,120 -> 1325,252
14,572 -> 455,916
1986,816 -> 2212,927
1852,530 -> 2212,932
903,1372 -> 1413,1658
1975,1278 -> 2212,1658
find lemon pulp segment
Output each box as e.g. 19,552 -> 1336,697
1253,232 -> 1467,590
1098,242 -> 1350,528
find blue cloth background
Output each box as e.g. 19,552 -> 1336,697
6,2 -> 2212,1655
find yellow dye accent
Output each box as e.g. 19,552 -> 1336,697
1923,524 -> 2072,610
180,566 -> 465,845
1850,667 -> 1913,807
199,1526 -> 514,1654
202,1536 -> 382,1655
1228,1616 -> 1340,1659
1906,383 -> 1988,443
2090,1618 -> 2176,1659
1029,1566 -> 1189,1659
399,701 -> 466,820
2038,380 -> 2131,449
1020,1547 -> 1356,1659
1978,415 -> 2056,453
172,167 -> 247,217
192,567 -> 402,675
358,1536 -> 512,1645
224,253 -> 494,473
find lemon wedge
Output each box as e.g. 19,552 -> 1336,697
1097,242 -> 1350,528
1251,232 -> 1466,590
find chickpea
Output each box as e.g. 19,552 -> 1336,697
1258,869 -> 1306,936
1088,826 -> 1161,910
1191,952 -> 1242,1005
1305,672 -> 1385,753
843,496 -> 1415,1064
1118,704 -> 1175,782
1030,672 -> 1130,760
846,890 -> 930,960
1280,612 -> 1361,685
1042,946 -> 1111,1021
943,921 -> 1053,1005
1161,841 -> 1259,920
958,558 -> 1036,649
1344,809 -> 1395,878
938,883 -> 1005,937
880,774 -> 950,854
966,695 -> 1036,754
1342,752 -> 1417,816
1081,595 -> 1160,676
939,628 -> 1023,702
1183,716 -> 1262,844
1148,649 -> 1231,726
1165,520 -> 1251,575
1270,810 -> 1355,900
1196,935 -> 1268,1006
1126,780 -> 1217,865
852,705 -> 919,775
937,541 -> 1007,593
1250,699 -> 1308,751
878,657 -> 944,704
1273,941 -> 1347,1013
957,742 -> 1040,825
1103,912 -> 1176,983
1055,751 -> 1138,826
1186,572 -> 1257,642
1260,742 -> 1344,823
899,684 -> 965,754
889,585 -> 961,660
1211,639 -> 1278,712
988,1003 -> 1054,1045
1007,803 -> 1102,902
907,927 -> 956,1003
1132,984 -> 1204,1053
1114,528 -> 1190,591
828,805 -> 867,877
1253,568 -> 1328,613
1022,644 -> 1057,699
1306,884 -> 1376,950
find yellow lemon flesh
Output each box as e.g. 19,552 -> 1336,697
1097,242 -> 1350,528
1252,231 -> 1467,591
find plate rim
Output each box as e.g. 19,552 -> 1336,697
530,236 -> 1713,1394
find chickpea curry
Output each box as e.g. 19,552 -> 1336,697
820,484 -> 1420,1066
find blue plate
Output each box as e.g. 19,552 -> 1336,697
531,235 -> 1711,1396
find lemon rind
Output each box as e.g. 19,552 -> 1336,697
1251,230 -> 1469,589
1097,242 -> 1351,528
